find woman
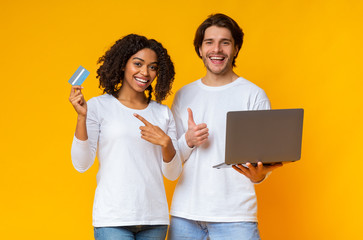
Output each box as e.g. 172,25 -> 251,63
69,34 -> 182,239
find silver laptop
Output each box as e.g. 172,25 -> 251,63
213,109 -> 304,169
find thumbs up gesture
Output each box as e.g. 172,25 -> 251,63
185,108 -> 209,148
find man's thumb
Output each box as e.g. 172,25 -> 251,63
187,108 -> 196,126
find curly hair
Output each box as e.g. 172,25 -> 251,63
96,34 -> 175,103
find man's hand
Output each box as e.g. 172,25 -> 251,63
185,108 -> 209,148
232,162 -> 283,183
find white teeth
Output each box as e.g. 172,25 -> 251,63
135,77 -> 147,83
210,57 -> 224,60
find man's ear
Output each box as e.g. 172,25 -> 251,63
199,47 -> 202,57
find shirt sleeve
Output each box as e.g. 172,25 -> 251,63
70,98 -> 99,173
252,90 -> 271,110
162,107 -> 182,181
171,92 -> 195,163
177,133 -> 195,163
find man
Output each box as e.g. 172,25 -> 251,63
168,13 -> 282,239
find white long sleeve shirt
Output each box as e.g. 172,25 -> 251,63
170,77 -> 270,222
71,94 -> 182,227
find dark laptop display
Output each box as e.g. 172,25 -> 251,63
213,109 -> 304,169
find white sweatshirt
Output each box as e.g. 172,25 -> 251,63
71,94 -> 182,227
170,77 -> 270,222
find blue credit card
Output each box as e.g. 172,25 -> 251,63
68,65 -> 90,85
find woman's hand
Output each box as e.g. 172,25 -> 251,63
134,113 -> 176,162
69,86 -> 88,140
134,113 -> 170,147
69,86 -> 87,117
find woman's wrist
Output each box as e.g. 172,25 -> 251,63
77,115 -> 87,122
161,136 -> 172,149
161,136 -> 176,163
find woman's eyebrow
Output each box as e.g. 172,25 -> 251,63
132,57 -> 158,65
132,57 -> 145,62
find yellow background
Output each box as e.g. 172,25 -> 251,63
1,0 -> 362,239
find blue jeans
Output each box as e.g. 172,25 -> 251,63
167,216 -> 261,240
94,225 -> 168,240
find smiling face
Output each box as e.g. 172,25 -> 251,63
199,26 -> 239,76
123,48 -> 158,93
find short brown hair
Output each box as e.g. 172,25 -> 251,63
194,13 -> 244,67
